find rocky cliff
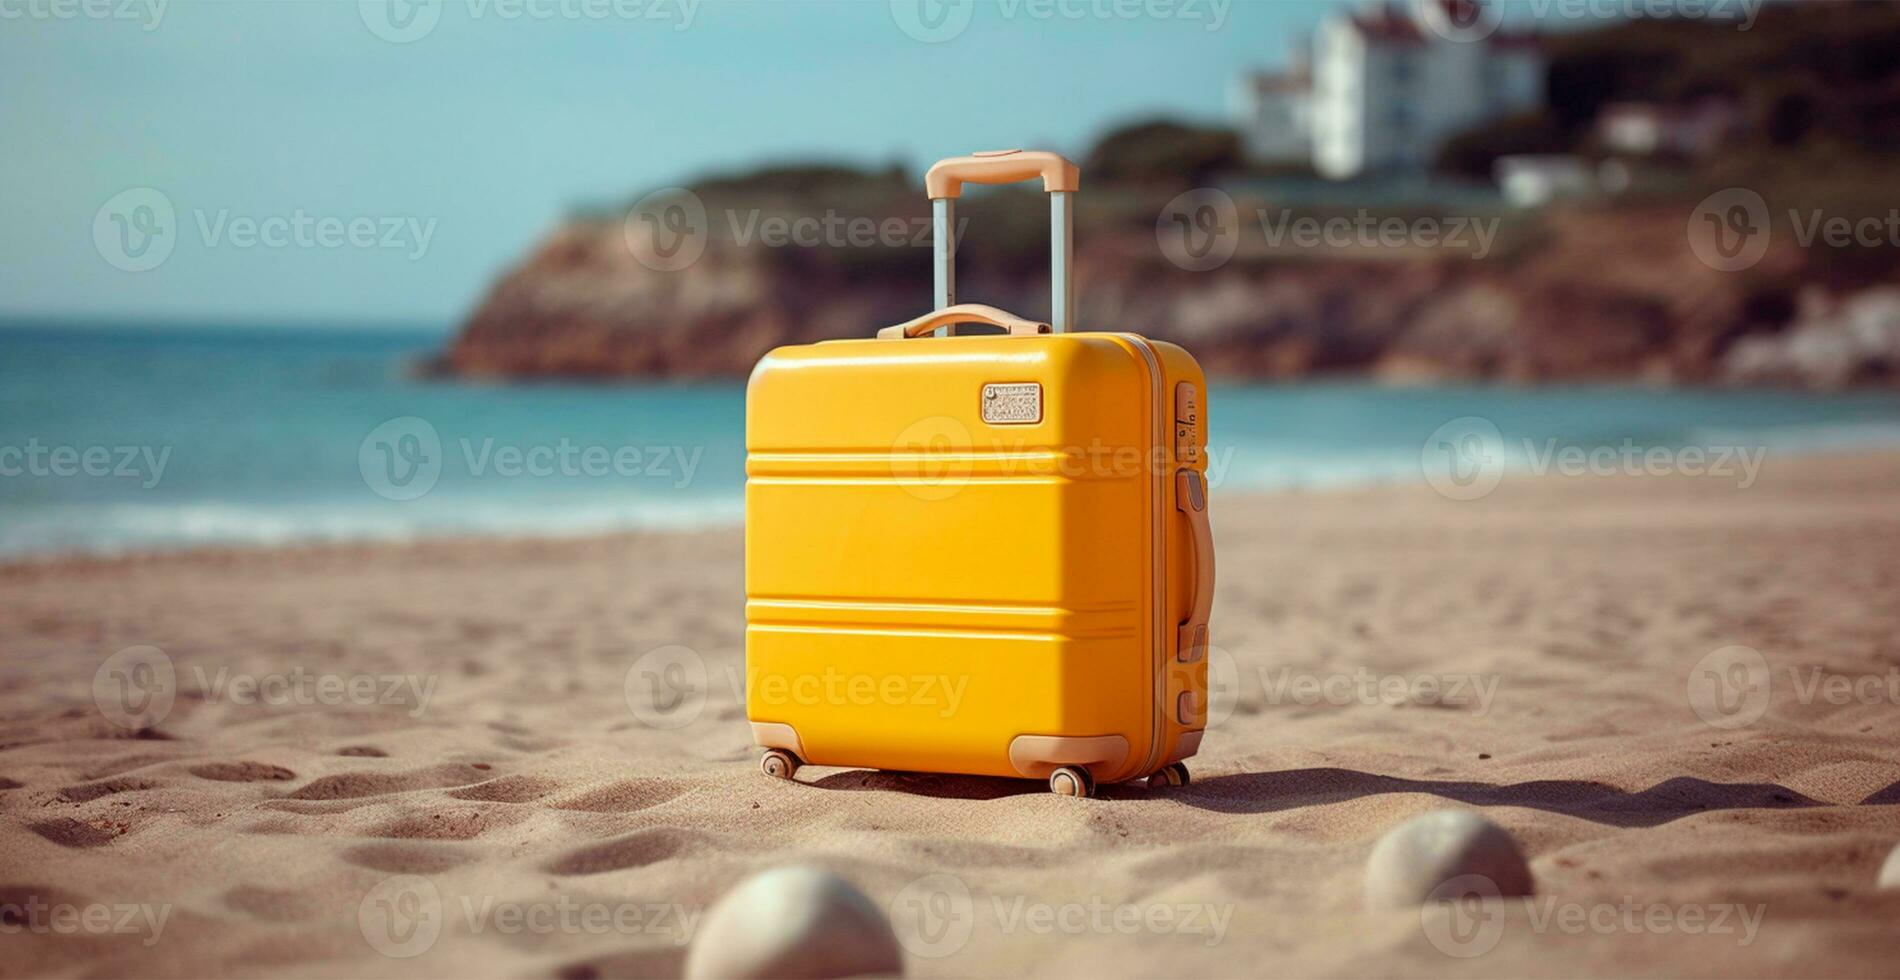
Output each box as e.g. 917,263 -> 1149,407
433,188 -> 1899,389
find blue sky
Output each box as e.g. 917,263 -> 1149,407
0,0 -> 1346,326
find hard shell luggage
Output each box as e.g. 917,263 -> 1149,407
744,150 -> 1213,796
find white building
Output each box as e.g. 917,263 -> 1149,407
1231,57 -> 1311,165
1232,1 -> 1544,180
1495,155 -> 1597,208
1596,100 -> 1742,158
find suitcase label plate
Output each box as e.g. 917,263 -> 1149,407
980,382 -> 1042,424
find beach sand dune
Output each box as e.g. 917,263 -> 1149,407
3,454 -> 1900,978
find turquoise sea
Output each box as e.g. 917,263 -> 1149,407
4,322 -> 1900,559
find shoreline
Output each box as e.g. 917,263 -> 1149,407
7,440 -> 1900,569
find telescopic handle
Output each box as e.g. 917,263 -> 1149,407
925,150 -> 1079,334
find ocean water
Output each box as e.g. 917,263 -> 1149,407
3,323 -> 1899,558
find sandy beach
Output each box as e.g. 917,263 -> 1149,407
4,452 -> 1900,979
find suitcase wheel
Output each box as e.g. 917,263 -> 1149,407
1048,766 -> 1096,798
760,749 -> 801,781
1147,762 -> 1190,791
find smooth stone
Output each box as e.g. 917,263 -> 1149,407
1879,843 -> 1900,888
1364,809 -> 1534,909
685,866 -> 903,979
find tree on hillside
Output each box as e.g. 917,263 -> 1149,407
1084,120 -> 1244,187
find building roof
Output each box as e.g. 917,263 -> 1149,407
1242,68 -> 1312,96
1599,98 -> 1742,123
1347,1 -> 1541,51
1348,3 -> 1426,44
1488,30 -> 1544,52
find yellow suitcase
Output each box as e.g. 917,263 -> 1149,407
744,150 -> 1212,797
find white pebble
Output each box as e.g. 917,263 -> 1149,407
685,866 -> 903,979
1364,809 -> 1534,909
1879,843 -> 1900,888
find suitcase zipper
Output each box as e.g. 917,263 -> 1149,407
1119,334 -> 1170,779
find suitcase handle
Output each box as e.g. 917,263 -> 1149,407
1176,470 -> 1214,664
925,150 -> 1079,200
877,303 -> 1051,340
923,149 -> 1079,334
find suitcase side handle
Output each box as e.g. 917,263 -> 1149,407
1176,470 -> 1214,664
924,149 -> 1079,334
877,303 -> 1051,340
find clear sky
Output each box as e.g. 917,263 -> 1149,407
1,0 -> 1341,327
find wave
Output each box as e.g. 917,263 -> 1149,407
8,419 -> 1900,560
0,496 -> 746,560
1687,419 -> 1900,454
1214,418 -> 1900,494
